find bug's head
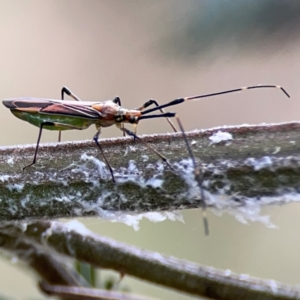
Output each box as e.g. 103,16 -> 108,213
123,110 -> 142,124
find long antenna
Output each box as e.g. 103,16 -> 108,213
141,85 -> 290,116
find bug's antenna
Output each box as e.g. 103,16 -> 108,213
138,112 -> 176,121
141,85 -> 290,116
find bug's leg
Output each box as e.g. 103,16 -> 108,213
113,96 -> 126,137
118,127 -> 173,171
24,120 -> 114,181
24,122 -> 84,170
58,131 -> 62,143
112,96 -> 121,105
175,114 -> 209,236
138,111 -> 209,235
61,86 -> 82,101
132,124 -> 137,135
93,126 -> 115,182
58,87 -> 82,142
137,99 -> 177,132
23,121 -> 54,170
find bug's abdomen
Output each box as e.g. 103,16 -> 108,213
11,110 -> 95,131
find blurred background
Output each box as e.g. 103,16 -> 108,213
1,1 -> 300,299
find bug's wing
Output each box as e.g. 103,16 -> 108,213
40,103 -> 101,119
3,98 -> 101,120
3,98 -> 53,111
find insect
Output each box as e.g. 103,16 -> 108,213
3,85 -> 289,235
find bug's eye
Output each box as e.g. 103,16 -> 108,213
129,116 -> 137,124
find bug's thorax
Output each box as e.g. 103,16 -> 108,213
91,100 -> 141,127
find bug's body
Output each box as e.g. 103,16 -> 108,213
3,98 -> 141,131
2,85 -> 290,236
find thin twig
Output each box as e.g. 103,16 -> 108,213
39,281 -> 157,300
0,220 -> 299,300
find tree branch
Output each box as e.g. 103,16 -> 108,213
0,122 -> 300,220
0,220 -> 300,300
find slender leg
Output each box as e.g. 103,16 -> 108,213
58,131 -> 62,143
175,115 -> 209,236
59,87 -> 82,142
118,127 -> 173,171
137,99 -> 177,132
93,129 -> 115,182
112,96 -> 121,105
137,112 -> 209,235
113,97 -> 126,137
61,86 -> 81,101
24,122 -> 84,170
23,121 -> 55,170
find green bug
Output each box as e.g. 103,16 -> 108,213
3,84 -> 290,235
